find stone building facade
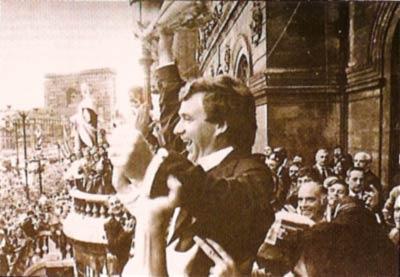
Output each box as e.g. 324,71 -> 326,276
135,1 -> 400,193
44,68 -> 117,130
0,107 -> 63,152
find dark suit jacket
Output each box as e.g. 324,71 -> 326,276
364,170 -> 384,209
104,216 -> 133,266
153,64 -> 275,275
310,164 -> 334,184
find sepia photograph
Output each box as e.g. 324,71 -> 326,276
0,0 -> 399,276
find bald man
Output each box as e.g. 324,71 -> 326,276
354,152 -> 382,194
354,152 -> 383,210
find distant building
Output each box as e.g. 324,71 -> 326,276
44,68 -> 117,130
0,107 -> 63,152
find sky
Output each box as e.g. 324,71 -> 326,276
0,0 -> 144,113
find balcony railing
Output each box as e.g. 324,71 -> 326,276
63,189 -> 114,244
9,230 -> 73,276
71,189 -> 111,218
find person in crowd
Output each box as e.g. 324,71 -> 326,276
98,128 -> 110,149
91,153 -> 104,194
285,167 -> 317,209
310,149 -> 333,184
346,167 -> 377,206
331,145 -> 343,167
324,177 -> 347,221
0,229 -> 10,275
101,149 -> 115,194
104,196 -> 134,275
388,195 -> 400,245
263,146 -> 273,158
80,148 -> 95,192
383,182 -> 400,224
122,28 -> 275,276
291,155 -> 303,168
285,164 -> 300,208
272,147 -> 291,209
293,222 -> 398,277
191,220 -> 398,277
345,167 -> 382,223
353,151 -> 383,201
297,181 -> 327,223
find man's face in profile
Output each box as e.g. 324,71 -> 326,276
174,93 -> 219,163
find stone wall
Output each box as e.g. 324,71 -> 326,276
264,2 -> 345,161
346,2 -> 400,190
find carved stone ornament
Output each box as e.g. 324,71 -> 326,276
214,1 -> 224,19
216,64 -> 224,75
157,1 -> 214,31
224,45 -> 231,73
250,2 -> 263,45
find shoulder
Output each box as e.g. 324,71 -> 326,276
230,153 -> 271,173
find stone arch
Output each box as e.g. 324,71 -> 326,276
381,4 -> 400,187
370,3 -> 399,70
372,3 -> 400,187
232,34 -> 253,82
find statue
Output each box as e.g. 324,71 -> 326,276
70,82 -> 98,153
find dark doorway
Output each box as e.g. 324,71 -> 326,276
390,22 -> 400,187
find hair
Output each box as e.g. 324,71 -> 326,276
327,181 -> 349,195
298,167 -> 318,181
299,222 -> 398,277
346,166 -> 364,178
299,181 -> 327,197
315,148 -> 329,158
179,74 -> 256,152
354,151 -> 372,163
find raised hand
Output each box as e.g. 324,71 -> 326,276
157,27 -> 174,66
364,185 -> 379,210
193,236 -> 240,277
133,104 -> 151,136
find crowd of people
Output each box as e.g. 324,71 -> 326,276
254,146 -> 399,275
0,156 -> 72,275
63,142 -> 115,195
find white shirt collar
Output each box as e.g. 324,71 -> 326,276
349,189 -> 363,199
197,146 -> 234,172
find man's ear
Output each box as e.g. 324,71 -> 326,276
215,121 -> 228,137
